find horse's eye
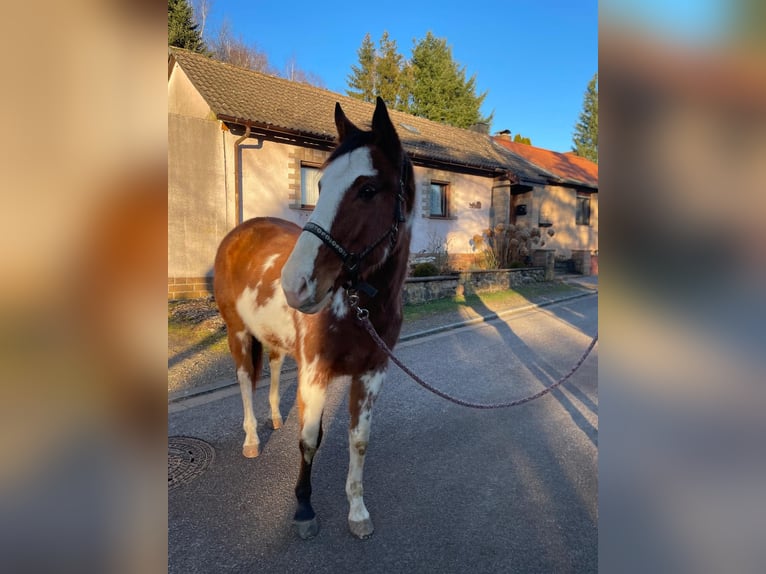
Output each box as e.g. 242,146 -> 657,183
358,184 -> 377,200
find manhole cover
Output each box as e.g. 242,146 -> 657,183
168,436 -> 215,491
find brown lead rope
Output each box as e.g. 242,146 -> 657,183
353,299 -> 598,409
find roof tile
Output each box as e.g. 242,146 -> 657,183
493,137 -> 598,189
170,47 -> 544,178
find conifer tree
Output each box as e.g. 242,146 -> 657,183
346,33 -> 377,102
376,32 -> 407,111
168,0 -> 207,53
513,134 -> 532,145
346,31 -> 490,128
409,32 -> 490,129
572,73 -> 598,163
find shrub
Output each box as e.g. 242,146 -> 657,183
471,223 -> 555,269
426,232 -> 452,274
411,262 -> 440,277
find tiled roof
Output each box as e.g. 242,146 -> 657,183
169,47 -> 542,177
493,136 -> 598,189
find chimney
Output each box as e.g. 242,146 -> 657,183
494,129 -> 511,140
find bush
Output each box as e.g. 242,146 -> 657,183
425,232 -> 452,274
471,223 -> 555,269
411,262 -> 440,277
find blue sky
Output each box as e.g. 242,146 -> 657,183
200,1 -> 597,153
602,0 -> 727,43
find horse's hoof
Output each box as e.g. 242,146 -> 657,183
294,517 -> 319,539
272,417 -> 283,430
242,444 -> 260,458
349,518 -> 374,539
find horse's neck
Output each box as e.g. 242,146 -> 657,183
366,231 -> 411,312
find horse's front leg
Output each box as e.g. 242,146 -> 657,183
267,350 -> 285,429
346,369 -> 386,539
293,365 -> 328,539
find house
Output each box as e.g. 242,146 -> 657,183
168,47 -> 595,299
492,135 -> 599,274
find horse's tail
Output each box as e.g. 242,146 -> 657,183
250,335 -> 263,391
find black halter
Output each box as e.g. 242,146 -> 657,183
301,156 -> 408,298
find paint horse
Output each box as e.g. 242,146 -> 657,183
214,98 -> 414,539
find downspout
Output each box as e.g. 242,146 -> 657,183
233,122 -> 252,225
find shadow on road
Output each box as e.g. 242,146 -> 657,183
462,293 -> 598,446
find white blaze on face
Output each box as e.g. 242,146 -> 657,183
281,147 -> 377,309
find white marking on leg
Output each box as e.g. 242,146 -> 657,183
297,358 -> 330,463
347,369 -> 386,530
281,147 -> 377,302
268,353 -> 284,429
236,329 -> 248,355
237,366 -> 259,454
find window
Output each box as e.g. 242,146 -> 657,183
429,181 -> 449,218
576,193 -> 591,226
300,164 -> 321,208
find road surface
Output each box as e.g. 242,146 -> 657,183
169,294 -> 598,573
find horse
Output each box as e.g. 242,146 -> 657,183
213,97 -> 415,539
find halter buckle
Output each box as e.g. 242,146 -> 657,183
344,253 -> 360,273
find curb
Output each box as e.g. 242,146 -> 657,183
399,290 -> 596,343
169,288 -> 597,405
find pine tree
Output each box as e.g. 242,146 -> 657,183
346,31 -> 490,128
347,32 -> 408,111
168,0 -> 207,53
409,32 -> 490,129
376,32 -> 406,111
572,73 -> 598,163
513,134 -> 532,145
346,33 -> 377,102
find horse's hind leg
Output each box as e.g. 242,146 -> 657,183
227,328 -> 263,458
267,351 -> 285,430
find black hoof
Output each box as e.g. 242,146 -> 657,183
294,517 -> 319,539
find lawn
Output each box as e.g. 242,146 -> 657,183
403,281 -> 580,322
168,281 -> 583,356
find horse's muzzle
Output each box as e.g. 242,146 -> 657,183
282,273 -> 332,314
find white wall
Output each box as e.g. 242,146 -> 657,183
410,167 -> 493,257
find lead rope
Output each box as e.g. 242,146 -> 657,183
347,291 -> 598,409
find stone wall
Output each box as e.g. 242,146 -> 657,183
169,268 -> 547,303
569,249 -> 598,276
403,268 -> 545,305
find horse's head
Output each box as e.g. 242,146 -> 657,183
281,97 -> 412,313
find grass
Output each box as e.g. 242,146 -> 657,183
403,281 -> 580,322
168,299 -> 229,357
168,321 -> 229,356
167,281 -> 584,356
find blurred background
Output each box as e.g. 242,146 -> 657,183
601,1 -> 766,573
0,2 -> 167,572
0,0 -> 764,572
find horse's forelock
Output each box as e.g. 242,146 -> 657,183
325,129 -> 374,167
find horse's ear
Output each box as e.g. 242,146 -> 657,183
372,96 -> 402,160
335,102 -> 360,142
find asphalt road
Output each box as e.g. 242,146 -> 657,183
169,294 -> 598,573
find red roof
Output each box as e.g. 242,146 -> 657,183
493,136 -> 598,189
